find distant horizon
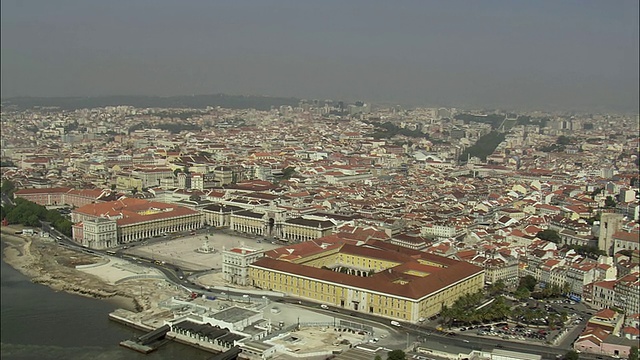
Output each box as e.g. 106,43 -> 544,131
1,92 -> 638,115
2,1 -> 638,115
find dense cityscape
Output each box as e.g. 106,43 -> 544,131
0,98 -> 638,360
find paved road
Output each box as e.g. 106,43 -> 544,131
43,222 -> 604,360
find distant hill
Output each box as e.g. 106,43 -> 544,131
0,94 -> 300,111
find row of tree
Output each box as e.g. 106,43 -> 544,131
1,198 -> 73,236
128,121 -> 202,134
439,290 -> 511,327
366,121 -> 430,139
454,113 -> 506,129
458,131 -> 506,162
536,229 -> 607,259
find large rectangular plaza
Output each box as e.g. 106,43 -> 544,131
125,230 -> 281,271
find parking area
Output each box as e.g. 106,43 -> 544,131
474,323 -> 550,342
449,297 -> 592,346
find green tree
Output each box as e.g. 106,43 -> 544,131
604,196 -> 617,208
25,214 -> 40,227
387,349 -> 407,360
458,131 -> 506,162
281,166 -> 296,180
1,179 -> 16,197
4,198 -> 72,236
629,345 -> 639,360
514,286 -> 530,301
564,350 -> 579,360
536,229 -> 561,243
374,356 -> 382,360
519,275 -> 537,292
440,305 -> 453,327
488,280 -> 506,296
557,136 -> 573,146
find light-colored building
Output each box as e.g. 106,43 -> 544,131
249,240 -> 484,323
615,272 -> 640,316
591,280 -> 617,310
483,257 -> 520,287
222,246 -> 265,286
612,231 -> 640,254
203,204 -> 244,228
72,198 -> 202,247
421,223 -> 457,238
14,187 -> 116,208
231,210 -> 269,236
131,167 -> 174,188
115,174 -> 144,191
281,217 -> 337,242
599,213 -> 625,256
191,173 -> 204,191
566,262 -> 597,301
214,166 -> 234,186
80,217 -> 118,249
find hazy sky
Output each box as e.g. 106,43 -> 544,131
1,0 -> 638,112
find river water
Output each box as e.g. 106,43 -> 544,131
0,249 -> 212,360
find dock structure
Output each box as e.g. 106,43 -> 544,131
119,324 -> 171,354
108,309 -> 154,332
207,346 -> 241,360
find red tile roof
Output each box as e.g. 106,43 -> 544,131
253,239 -> 482,300
613,231 -> 639,243
14,187 -> 71,194
73,197 -> 199,226
593,308 -> 617,320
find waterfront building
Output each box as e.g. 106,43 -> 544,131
248,240 -> 484,323
222,246 -> 265,285
80,217 -> 118,249
71,198 -> 202,247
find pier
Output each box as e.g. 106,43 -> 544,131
207,346 -> 241,360
119,324 -> 171,354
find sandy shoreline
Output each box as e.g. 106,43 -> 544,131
0,227 -> 175,313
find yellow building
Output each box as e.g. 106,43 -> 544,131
231,210 -> 268,236
281,217 -> 336,242
115,174 -> 143,191
203,204 -> 245,228
72,198 -> 202,246
249,239 -> 484,323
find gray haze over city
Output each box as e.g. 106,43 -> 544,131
1,0 -> 638,113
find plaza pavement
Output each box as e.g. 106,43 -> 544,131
126,230 -> 282,271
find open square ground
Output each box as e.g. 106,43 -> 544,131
126,230 -> 282,271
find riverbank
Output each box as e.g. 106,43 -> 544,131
0,226 -> 183,313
